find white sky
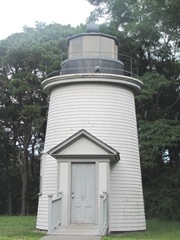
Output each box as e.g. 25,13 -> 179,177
0,0 -> 95,40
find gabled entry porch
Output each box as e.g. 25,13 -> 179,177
47,129 -> 120,236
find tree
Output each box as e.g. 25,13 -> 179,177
0,127 -> 18,215
136,73 -> 180,219
87,0 -> 180,219
0,22 -> 84,215
87,0 -> 180,77
138,118 -> 180,219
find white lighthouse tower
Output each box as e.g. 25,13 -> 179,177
36,24 -> 146,235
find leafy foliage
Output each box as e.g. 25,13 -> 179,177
87,0 -> 180,77
87,0 -> 180,220
136,74 -> 180,219
0,22 -> 84,215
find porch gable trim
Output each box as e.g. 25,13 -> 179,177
48,129 -> 120,162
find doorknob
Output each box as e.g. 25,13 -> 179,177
72,192 -> 75,198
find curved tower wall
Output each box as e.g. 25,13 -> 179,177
36,74 -> 146,231
45,82 -> 137,151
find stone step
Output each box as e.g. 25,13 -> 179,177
52,224 -> 100,236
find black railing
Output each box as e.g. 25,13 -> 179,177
46,52 -> 138,79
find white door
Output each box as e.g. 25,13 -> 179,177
71,163 -> 95,223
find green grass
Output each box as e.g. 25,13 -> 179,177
103,219 -> 180,240
0,216 -> 45,240
0,217 -> 179,240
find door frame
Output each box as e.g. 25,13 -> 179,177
70,162 -> 96,224
69,160 -> 98,225
57,158 -> 110,226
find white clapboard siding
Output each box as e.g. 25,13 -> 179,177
36,155 -> 58,229
37,76 -> 146,231
36,195 -> 49,229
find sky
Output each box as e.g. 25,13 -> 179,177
0,0 -> 95,40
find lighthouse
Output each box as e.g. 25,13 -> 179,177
36,24 -> 146,235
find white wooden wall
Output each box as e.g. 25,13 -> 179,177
36,76 -> 146,231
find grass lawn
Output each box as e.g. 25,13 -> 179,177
0,217 -> 179,240
0,216 -> 45,240
103,219 -> 180,240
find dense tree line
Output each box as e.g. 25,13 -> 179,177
0,23 -> 85,214
88,0 -> 180,219
0,0 -> 180,219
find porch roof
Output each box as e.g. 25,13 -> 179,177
48,129 -> 120,162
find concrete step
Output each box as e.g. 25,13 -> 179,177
52,224 -> 100,235
41,235 -> 102,240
